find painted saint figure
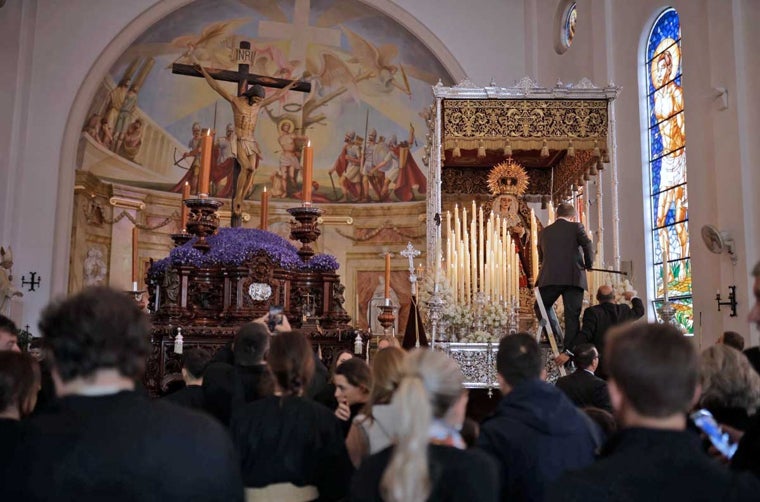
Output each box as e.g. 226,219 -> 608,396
651,42 -> 688,279
190,53 -> 297,217
277,120 -> 307,197
329,131 -> 362,201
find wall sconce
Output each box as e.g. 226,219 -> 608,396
716,285 -> 737,317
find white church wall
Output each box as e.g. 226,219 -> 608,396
532,0 -> 760,345
0,0 -> 529,330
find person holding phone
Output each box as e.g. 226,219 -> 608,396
547,323 -> 760,501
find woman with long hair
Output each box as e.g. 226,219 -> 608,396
313,349 -> 353,410
231,331 -> 353,501
333,357 -> 371,436
346,347 -> 405,467
350,349 -> 498,502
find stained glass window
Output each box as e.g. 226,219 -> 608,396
644,7 -> 692,333
561,3 -> 578,49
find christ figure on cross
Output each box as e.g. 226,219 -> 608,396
189,53 -> 299,216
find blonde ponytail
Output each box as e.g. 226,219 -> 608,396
380,349 -> 464,502
380,375 -> 432,502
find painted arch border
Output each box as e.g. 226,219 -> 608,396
52,0 -> 468,293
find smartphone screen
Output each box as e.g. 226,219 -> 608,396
690,409 -> 738,459
268,305 -> 283,332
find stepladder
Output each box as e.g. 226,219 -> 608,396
534,287 -> 567,377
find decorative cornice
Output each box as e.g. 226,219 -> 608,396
434,76 -> 619,100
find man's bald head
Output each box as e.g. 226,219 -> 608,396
597,285 -> 616,303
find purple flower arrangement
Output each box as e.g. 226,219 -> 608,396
149,227 -> 339,276
302,253 -> 340,272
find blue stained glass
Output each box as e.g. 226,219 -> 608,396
650,157 -> 662,195
646,9 -> 681,63
644,7 -> 690,308
649,126 -> 663,158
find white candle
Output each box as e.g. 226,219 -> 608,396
478,205 -> 484,293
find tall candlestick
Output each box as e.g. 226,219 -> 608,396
131,226 -> 139,285
302,140 -> 313,204
478,205 -> 484,293
530,209 -> 539,282
434,230 -> 442,286
454,204 -> 461,252
198,129 -> 213,197
384,253 -> 391,299
451,250 -> 458,304
180,181 -> 190,231
260,186 -> 270,229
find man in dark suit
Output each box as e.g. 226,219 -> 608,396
547,323 -> 760,501
555,343 -> 612,412
163,347 -> 212,412
535,202 -> 594,359
560,285 -> 645,378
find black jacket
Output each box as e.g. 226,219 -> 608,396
476,379 -> 597,502
3,391 -> 243,502
536,219 -> 594,290
203,362 -> 274,425
163,384 -> 207,412
555,369 -> 612,412
548,428 -> 760,501
577,298 -> 645,377
231,395 -> 353,501
350,444 -> 499,502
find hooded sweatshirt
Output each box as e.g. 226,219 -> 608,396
477,379 -> 597,502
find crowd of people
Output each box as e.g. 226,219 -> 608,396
2,262 -> 760,501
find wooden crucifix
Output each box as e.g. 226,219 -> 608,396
172,41 -> 311,227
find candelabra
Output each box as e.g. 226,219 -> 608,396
170,231 -> 193,248
287,206 -> 323,261
508,297 -> 519,334
426,285 -> 446,350
184,198 -> 223,252
377,299 -> 396,336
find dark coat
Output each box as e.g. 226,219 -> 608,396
536,219 -> 594,290
476,379 -> 597,502
0,418 -> 21,486
230,395 -> 353,501
732,413 -> 760,478
163,384 -> 206,413
202,362 -> 274,426
577,297 -> 644,377
555,369 -> 612,413
3,391 -> 243,502
548,428 -> 760,501
350,444 -> 499,502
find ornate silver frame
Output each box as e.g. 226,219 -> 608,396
425,77 -> 620,272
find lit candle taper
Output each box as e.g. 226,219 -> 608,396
384,253 -> 391,300
302,140 -> 313,204
260,186 -> 269,229
180,181 -> 189,231
198,128 -> 213,197
131,226 -> 139,288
